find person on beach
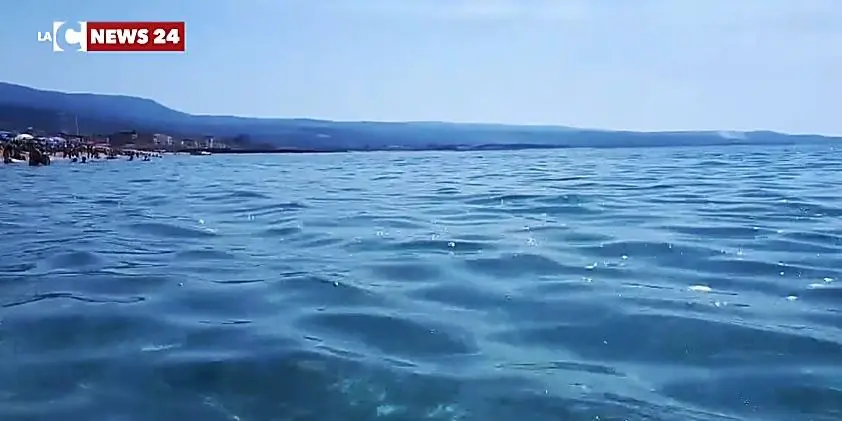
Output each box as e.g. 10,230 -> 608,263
27,143 -> 40,166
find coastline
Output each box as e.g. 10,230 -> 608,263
2,137 -> 161,166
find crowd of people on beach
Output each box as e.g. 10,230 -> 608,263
1,134 -> 160,166
1,137 -> 53,166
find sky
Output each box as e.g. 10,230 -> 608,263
1,0 -> 841,135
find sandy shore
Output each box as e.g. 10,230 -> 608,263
4,149 -> 160,166
4,153 -> 113,165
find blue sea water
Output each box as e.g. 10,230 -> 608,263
1,145 -> 841,421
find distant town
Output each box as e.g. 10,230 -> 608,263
1,128 -> 233,152
0,126 -> 253,166
0,123 -> 339,166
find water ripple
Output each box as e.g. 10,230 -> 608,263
1,144 -> 841,420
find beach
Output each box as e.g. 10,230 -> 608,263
2,133 -> 162,166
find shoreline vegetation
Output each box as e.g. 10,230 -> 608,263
4,122 -> 841,168
1,128 -> 596,167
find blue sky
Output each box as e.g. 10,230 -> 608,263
2,0 -> 841,134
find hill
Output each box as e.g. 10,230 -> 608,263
0,82 -> 838,151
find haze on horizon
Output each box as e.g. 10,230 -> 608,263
2,0 -> 840,135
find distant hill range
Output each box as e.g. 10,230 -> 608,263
0,82 -> 838,151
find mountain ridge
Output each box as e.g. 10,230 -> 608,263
0,82 -> 838,151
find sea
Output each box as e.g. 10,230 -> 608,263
1,144 -> 841,421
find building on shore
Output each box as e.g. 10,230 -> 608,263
108,130 -> 137,147
154,133 -> 173,148
107,131 -> 167,150
180,138 -> 198,149
135,133 -> 155,145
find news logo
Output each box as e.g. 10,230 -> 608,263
36,21 -> 86,52
37,21 -> 185,53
